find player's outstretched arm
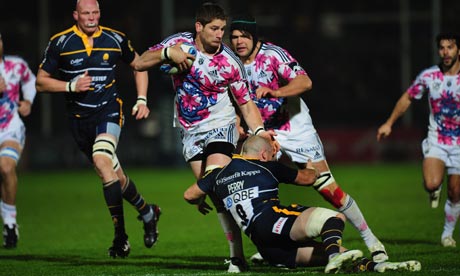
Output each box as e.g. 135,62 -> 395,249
134,49 -> 163,71
184,183 -> 206,205
184,183 -> 213,215
134,43 -> 194,72
376,91 -> 413,142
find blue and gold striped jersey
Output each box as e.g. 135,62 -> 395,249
197,157 -> 298,233
39,25 -> 136,118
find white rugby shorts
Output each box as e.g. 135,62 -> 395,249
275,130 -> 325,164
422,136 -> 460,175
0,115 -> 26,148
180,122 -> 238,162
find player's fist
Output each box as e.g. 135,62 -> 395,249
376,123 -> 392,142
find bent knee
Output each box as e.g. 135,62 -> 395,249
0,157 -> 17,176
336,212 -> 346,222
305,207 -> 340,238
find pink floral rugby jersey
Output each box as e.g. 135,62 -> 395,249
0,55 -> 36,130
407,65 -> 460,145
150,32 -> 251,133
244,42 -> 313,133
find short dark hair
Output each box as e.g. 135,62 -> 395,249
436,32 -> 460,48
195,2 -> 227,27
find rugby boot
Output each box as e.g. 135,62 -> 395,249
325,249 -> 363,274
429,187 -> 442,208
138,204 -> 161,248
3,224 -> 18,249
374,260 -> 421,272
369,240 -> 388,262
226,257 -> 249,273
108,233 -> 130,258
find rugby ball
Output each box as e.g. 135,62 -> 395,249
160,42 -> 197,74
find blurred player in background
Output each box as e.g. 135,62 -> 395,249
35,0 -> 160,257
184,135 -> 421,274
377,32 -> 460,248
229,15 -> 388,262
0,32 -> 36,249
135,2 -> 277,272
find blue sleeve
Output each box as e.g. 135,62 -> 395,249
120,35 -> 136,64
196,169 -> 220,194
264,161 -> 298,184
39,39 -> 60,74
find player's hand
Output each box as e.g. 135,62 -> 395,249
197,200 -> 213,215
273,139 -> 281,155
132,96 -> 150,120
237,126 -> 248,141
306,159 -> 319,179
168,43 -> 195,72
257,129 -> 280,153
18,100 -> 32,117
376,123 -> 392,142
0,76 -> 6,93
69,71 -> 92,93
256,87 -> 278,99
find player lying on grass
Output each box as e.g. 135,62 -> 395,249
184,135 -> 421,273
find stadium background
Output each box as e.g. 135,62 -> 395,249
1,0 -> 459,169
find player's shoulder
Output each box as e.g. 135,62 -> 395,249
100,25 -> 127,37
3,55 -> 30,68
4,55 -> 25,63
260,41 -> 285,52
421,65 -> 441,74
260,41 -> 291,59
49,26 -> 75,42
162,32 -> 194,45
427,64 -> 441,71
416,65 -> 442,79
220,43 -> 244,66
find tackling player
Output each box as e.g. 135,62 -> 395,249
184,135 -> 421,273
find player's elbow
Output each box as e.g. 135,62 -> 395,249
304,78 -> 312,91
35,80 -> 46,93
294,75 -> 312,94
183,189 -> 197,204
132,61 -> 147,72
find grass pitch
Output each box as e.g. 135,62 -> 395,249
0,163 -> 458,275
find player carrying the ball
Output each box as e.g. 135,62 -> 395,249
135,2 -> 278,273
